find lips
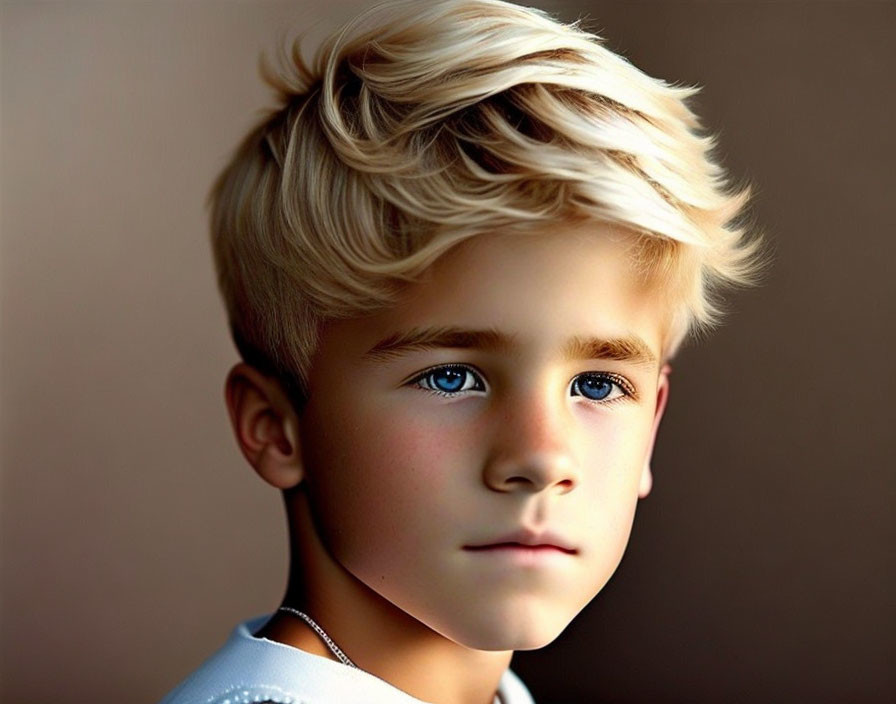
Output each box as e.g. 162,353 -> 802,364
463,528 -> 578,554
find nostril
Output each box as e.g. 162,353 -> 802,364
555,478 -> 575,493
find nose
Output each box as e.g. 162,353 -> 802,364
482,393 -> 580,495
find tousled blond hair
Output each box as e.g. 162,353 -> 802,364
210,0 -> 762,407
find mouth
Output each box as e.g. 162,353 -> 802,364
463,543 -> 577,554
463,529 -> 578,555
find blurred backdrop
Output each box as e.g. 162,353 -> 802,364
1,1 -> 894,702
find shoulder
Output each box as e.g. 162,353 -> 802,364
499,668 -> 537,704
165,683 -> 302,704
158,615 -> 430,704
158,616 -> 308,704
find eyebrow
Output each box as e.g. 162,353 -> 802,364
362,325 -> 657,367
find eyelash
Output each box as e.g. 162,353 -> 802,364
408,364 -> 636,404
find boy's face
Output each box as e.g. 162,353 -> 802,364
296,223 -> 670,651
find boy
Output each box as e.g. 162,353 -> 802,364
161,1 -> 760,702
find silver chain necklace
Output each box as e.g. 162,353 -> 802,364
279,607 -> 506,704
278,606 -> 358,668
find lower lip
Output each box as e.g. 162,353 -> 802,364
463,544 -> 576,566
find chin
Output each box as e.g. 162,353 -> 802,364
460,623 -> 570,652
441,605 -> 578,652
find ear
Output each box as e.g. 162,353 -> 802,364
224,363 -> 304,490
638,363 -> 671,498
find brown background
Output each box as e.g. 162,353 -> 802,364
1,2 -> 893,702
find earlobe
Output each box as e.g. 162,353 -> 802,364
639,363 -> 671,499
224,363 -> 304,490
638,465 -> 653,498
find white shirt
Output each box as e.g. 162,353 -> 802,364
160,615 -> 536,704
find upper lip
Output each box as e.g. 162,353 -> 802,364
463,528 -> 578,554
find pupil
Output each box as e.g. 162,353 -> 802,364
434,369 -> 464,392
580,377 -> 611,400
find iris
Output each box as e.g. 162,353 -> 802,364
574,375 -> 613,401
429,367 -> 466,392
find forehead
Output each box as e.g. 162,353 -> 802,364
423,224 -> 648,296
318,223 -> 671,364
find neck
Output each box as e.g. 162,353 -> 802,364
258,489 -> 513,704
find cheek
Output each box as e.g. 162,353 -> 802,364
346,411 -> 461,492
577,412 -> 654,531
302,405 -> 473,559
582,410 -> 653,477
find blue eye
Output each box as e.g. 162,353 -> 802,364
410,366 -> 633,403
571,373 -> 631,403
413,365 -> 485,396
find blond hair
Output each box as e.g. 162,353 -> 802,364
210,0 -> 762,408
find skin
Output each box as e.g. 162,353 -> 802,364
226,222 -> 671,704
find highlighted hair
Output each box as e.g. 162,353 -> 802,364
210,0 -> 763,407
